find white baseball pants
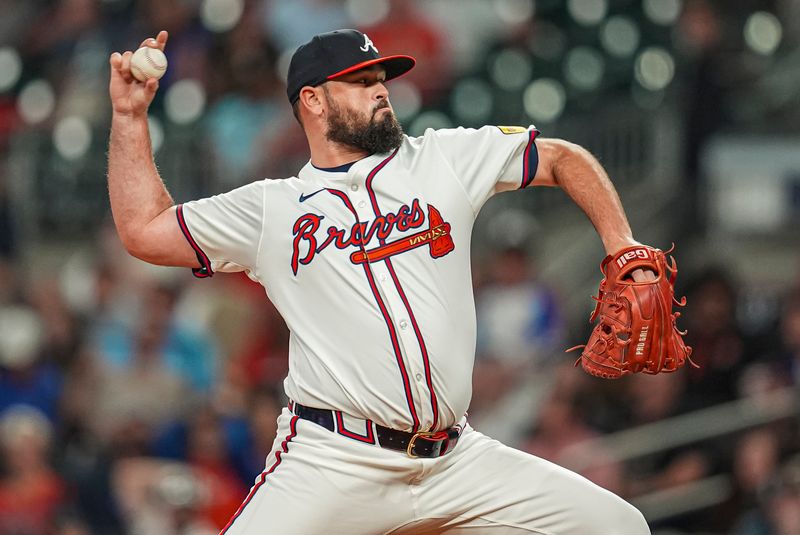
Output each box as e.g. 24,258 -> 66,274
221,408 -> 650,534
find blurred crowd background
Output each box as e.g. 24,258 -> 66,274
1,0 -> 799,534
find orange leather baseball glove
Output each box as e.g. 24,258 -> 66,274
570,245 -> 695,379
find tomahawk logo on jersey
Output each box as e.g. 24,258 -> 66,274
290,197 -> 454,275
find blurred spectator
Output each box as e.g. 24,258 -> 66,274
258,111 -> 314,179
0,305 -> 63,422
471,246 -> 563,414
627,371 -> 691,425
152,406 -> 248,530
682,267 -> 751,407
27,278 -> 82,369
675,0 -> 738,232
0,406 -> 67,535
524,393 -> 595,458
112,459 -> 216,535
762,458 -> 800,535
236,386 -> 283,482
262,0 -> 350,51
184,408 -> 247,529
94,280 -> 218,392
90,297 -> 195,454
707,428 -> 782,533
57,353 -> 126,535
523,367 -> 625,496
676,0 -> 728,182
624,374 -> 711,510
228,297 -> 290,390
152,403 -> 249,480
152,387 -> 284,489
24,0 -> 103,65
359,0 -> 452,104
765,291 -> 800,387
205,14 -> 283,186
476,246 -> 564,366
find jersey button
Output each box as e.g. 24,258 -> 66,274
415,373 -> 423,382
350,184 -> 359,192
379,274 -> 388,282
399,319 -> 408,330
358,200 -> 367,208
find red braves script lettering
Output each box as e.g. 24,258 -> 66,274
616,248 -> 651,268
292,199 -> 425,275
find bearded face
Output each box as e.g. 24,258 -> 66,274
323,86 -> 404,155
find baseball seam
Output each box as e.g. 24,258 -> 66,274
144,49 -> 167,71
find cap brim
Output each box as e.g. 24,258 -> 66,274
327,55 -> 416,82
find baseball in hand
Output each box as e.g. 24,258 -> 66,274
130,46 -> 168,82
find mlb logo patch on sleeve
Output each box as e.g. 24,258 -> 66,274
496,126 -> 528,135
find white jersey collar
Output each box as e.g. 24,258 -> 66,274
299,150 -> 397,183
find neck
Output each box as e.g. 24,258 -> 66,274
309,141 -> 369,168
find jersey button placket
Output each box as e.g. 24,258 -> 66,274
348,169 -> 429,425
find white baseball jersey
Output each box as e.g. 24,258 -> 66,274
178,125 -> 539,434
177,126 -> 652,535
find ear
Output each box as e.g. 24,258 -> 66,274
299,86 -> 326,119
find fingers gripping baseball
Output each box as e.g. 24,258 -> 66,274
109,31 -> 168,117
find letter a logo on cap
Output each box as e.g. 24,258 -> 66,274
360,34 -> 378,53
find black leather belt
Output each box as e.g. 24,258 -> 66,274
291,403 -> 462,458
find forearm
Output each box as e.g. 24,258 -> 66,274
550,142 -> 637,254
107,113 -> 174,252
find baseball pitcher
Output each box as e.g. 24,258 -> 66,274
108,29 -> 690,534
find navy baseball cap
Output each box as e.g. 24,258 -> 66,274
286,29 -> 415,104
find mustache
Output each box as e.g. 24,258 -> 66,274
373,100 -> 391,114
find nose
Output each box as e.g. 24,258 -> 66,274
374,82 -> 389,102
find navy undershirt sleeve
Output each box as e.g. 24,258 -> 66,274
527,140 -> 539,183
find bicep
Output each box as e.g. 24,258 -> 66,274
130,206 -> 201,268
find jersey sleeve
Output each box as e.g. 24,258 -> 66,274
177,181 -> 265,277
429,125 -> 540,212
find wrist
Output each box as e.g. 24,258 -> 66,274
603,237 -> 640,256
111,113 -> 151,141
112,110 -> 149,126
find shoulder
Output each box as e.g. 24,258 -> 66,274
400,127 -> 485,156
409,125 -> 535,145
233,175 -> 305,196
188,176 -> 303,210
408,126 -> 484,143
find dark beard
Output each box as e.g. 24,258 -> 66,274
325,99 -> 404,154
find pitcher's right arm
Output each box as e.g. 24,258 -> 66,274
107,30 -> 198,269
